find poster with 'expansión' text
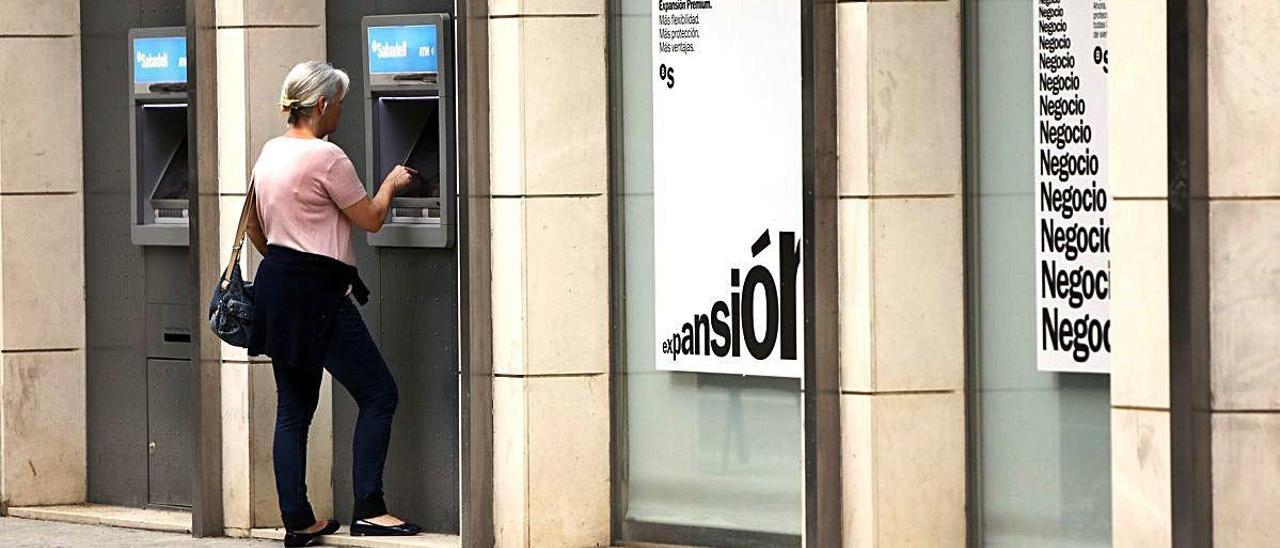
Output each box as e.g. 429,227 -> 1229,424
652,0 -> 804,378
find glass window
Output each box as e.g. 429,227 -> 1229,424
612,0 -> 802,543
969,0 -> 1112,545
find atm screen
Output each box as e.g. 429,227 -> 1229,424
368,24 -> 439,75
150,136 -> 189,201
133,35 -> 188,85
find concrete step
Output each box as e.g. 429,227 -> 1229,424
7,503 -> 191,533
250,527 -> 460,547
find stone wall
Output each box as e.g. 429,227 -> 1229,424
0,0 -> 88,510
837,1 -> 965,545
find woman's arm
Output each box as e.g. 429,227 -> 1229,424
246,201 -> 268,256
341,165 -> 415,233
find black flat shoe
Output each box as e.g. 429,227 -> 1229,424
284,519 -> 340,547
350,518 -> 422,537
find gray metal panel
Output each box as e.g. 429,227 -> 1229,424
138,0 -> 186,27
144,246 -> 192,305
132,224 -> 190,246
147,358 -> 194,507
83,0 -> 186,509
377,250 -> 460,533
328,0 -> 460,532
146,303 -> 193,360
371,223 -> 451,248
83,0 -> 151,509
376,0 -> 451,16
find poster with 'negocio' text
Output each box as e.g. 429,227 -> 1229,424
1035,0 -> 1111,374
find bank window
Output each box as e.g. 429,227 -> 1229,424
610,0 -> 803,545
968,0 -> 1112,544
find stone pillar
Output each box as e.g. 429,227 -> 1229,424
1204,1 -> 1280,545
212,0 -> 330,534
487,1 -> 610,546
1108,0 -> 1172,546
0,0 -> 87,510
836,1 -> 965,545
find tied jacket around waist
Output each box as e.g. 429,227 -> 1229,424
249,244 -> 370,370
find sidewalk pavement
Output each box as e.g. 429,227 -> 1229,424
0,516 -> 275,547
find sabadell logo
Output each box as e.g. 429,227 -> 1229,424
371,40 -> 408,59
660,229 -> 801,362
136,51 -> 168,69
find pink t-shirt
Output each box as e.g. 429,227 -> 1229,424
253,137 -> 368,266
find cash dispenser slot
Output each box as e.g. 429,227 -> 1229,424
162,330 -> 191,344
374,96 -> 442,224
146,303 -> 192,360
148,82 -> 188,93
393,73 -> 437,84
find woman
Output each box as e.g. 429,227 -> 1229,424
244,61 -> 420,547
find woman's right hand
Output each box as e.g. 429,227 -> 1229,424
382,165 -> 417,192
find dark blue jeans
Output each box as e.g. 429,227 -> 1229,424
272,298 -> 398,531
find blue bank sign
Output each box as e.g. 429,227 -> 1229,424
368,25 -> 439,74
133,36 -> 187,84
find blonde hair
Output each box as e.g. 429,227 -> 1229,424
279,61 -> 350,125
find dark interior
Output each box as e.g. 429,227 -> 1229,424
150,135 -> 188,202
137,103 -> 189,218
374,96 -> 442,215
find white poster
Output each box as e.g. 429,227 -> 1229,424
1034,0 -> 1111,373
652,0 -> 804,378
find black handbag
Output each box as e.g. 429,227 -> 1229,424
207,176 -> 257,348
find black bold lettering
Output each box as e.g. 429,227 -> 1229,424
693,313 -> 711,356
742,265 -> 779,360
779,231 -> 801,360
710,301 -> 731,357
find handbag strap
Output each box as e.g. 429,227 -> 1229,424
220,175 -> 257,289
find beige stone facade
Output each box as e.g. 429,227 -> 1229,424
214,0 -> 333,534
1205,1 -> 1280,545
1109,1 -> 1173,546
488,2 -> 611,545
0,1 -> 1277,547
0,0 -> 87,511
837,1 -> 966,545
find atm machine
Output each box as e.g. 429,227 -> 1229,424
130,27 -> 191,245
363,14 -> 455,248
127,27 -> 194,508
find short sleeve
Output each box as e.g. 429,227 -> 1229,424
323,149 -> 368,209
